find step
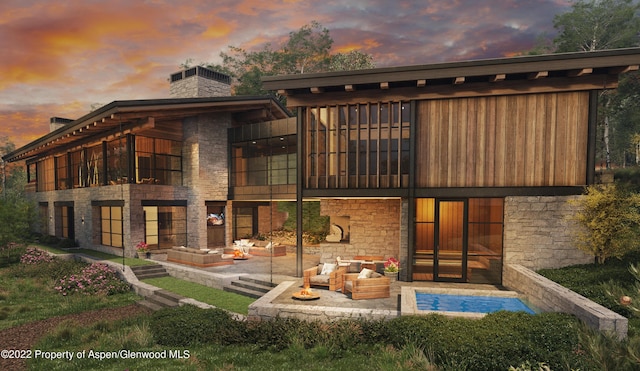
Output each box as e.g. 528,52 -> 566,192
145,293 -> 180,308
131,264 -> 166,273
131,265 -> 170,280
136,272 -> 170,279
238,276 -> 278,288
154,289 -> 184,302
230,280 -> 273,294
223,285 -> 265,299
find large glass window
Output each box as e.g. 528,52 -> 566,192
70,150 -> 85,188
86,144 -> 104,187
55,205 -> 74,240
307,102 -> 410,188
55,155 -> 69,190
107,138 -> 128,185
143,206 -> 187,249
36,157 -> 55,192
231,135 -> 296,187
413,198 -> 503,284
135,136 -> 182,185
100,206 -> 123,248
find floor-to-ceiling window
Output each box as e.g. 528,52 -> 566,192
143,205 -> 187,249
306,102 -> 410,189
100,206 -> 123,248
414,198 -> 503,284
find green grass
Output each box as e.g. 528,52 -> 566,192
143,276 -> 255,315
0,262 -> 140,330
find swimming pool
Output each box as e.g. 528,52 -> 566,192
401,286 -> 538,319
416,292 -> 535,314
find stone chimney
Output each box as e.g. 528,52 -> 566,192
169,66 -> 232,98
50,117 -> 74,132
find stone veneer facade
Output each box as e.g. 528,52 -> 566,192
317,198 -> 404,266
169,70 -> 231,98
182,113 -> 232,249
503,195 -> 592,270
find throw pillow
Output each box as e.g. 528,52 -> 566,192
358,268 -> 374,279
321,263 -> 337,275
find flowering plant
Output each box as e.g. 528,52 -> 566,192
135,241 -> 149,253
384,257 -> 400,273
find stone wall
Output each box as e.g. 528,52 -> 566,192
169,74 -> 231,98
503,195 -> 592,270
504,264 -> 628,339
318,198 -> 401,263
183,113 -> 232,249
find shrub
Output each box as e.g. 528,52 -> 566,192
384,312 -> 588,371
569,183 -> 640,264
20,247 -> 55,265
150,305 -> 246,346
54,263 -> 130,296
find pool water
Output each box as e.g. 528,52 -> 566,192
416,293 -> 535,314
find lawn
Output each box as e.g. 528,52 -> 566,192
143,276 -> 255,315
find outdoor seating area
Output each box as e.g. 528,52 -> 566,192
342,269 -> 391,300
303,263 -> 347,291
166,246 -> 233,268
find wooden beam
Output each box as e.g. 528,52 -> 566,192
417,79 -> 426,87
345,85 -> 355,92
380,82 -> 390,89
609,65 -> 639,74
568,68 -> 592,77
277,89 -> 289,96
490,74 -> 506,82
528,71 -> 548,80
310,87 -> 324,94
453,77 -> 465,85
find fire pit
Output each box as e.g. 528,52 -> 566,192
292,286 -> 320,300
233,250 -> 248,260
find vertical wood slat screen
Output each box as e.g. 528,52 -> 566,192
416,92 -> 589,188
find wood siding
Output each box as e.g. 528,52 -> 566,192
416,92 -> 589,188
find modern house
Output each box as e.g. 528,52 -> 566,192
5,48 -> 640,286
262,47 -> 640,284
2,66 -> 293,260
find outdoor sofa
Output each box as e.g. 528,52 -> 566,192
166,246 -> 233,268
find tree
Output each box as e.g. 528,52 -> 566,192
552,0 -> 640,168
0,138 -> 35,248
553,0 -> 640,53
570,184 -> 640,264
211,21 -> 375,97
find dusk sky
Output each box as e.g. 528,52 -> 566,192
0,0 -> 572,148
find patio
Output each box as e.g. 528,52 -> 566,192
150,251 -> 503,314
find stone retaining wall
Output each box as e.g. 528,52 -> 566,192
247,281 -> 398,322
504,264 -> 628,339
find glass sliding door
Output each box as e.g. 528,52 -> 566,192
413,198 -> 503,284
435,200 -> 467,282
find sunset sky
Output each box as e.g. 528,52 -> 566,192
0,0 -> 572,148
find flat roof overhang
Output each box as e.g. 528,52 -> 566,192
263,48 -> 640,102
3,96 -> 290,162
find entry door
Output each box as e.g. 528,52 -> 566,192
435,200 -> 467,282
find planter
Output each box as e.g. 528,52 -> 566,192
384,271 -> 398,282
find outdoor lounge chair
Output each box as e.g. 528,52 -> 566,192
303,263 -> 347,291
342,268 -> 390,300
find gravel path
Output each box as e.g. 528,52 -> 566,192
0,304 -> 152,371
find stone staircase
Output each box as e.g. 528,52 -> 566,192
224,276 -> 277,298
130,264 -> 170,280
138,289 -> 184,311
